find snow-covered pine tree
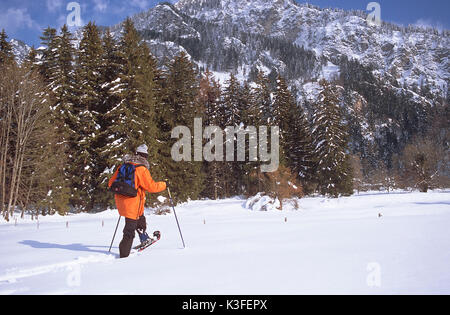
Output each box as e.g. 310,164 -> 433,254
157,52 -> 205,203
99,20 -> 161,207
101,19 -> 149,165
272,75 -> 315,189
247,71 -> 276,194
239,82 -> 256,128
97,30 -> 122,190
222,73 -> 242,128
23,46 -> 39,71
39,25 -> 76,134
239,82 -> 262,195
39,27 -> 58,84
199,70 -> 224,199
252,70 -> 273,126
100,30 -> 121,89
133,43 -> 163,207
272,75 -> 293,165
36,25 -> 75,212
52,25 -> 77,135
0,29 -> 14,65
70,22 -> 104,211
135,43 -> 160,163
311,80 -> 353,197
288,106 -> 316,187
221,73 -> 246,196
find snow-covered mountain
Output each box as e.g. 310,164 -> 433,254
9,39 -> 31,64
172,0 -> 449,94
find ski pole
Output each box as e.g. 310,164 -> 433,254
108,216 -> 121,253
167,187 -> 186,249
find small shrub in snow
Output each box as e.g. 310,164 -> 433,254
245,192 -> 281,211
247,166 -> 303,210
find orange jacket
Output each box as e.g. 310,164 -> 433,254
108,163 -> 166,220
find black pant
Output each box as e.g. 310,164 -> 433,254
119,216 -> 147,258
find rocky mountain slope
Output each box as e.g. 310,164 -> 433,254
9,39 -> 31,64
173,0 -> 449,94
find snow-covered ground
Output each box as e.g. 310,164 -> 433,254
0,190 -> 449,295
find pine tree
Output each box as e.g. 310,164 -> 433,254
134,43 -> 162,207
91,30 -> 122,208
252,70 -> 273,126
37,25 -> 75,212
23,46 -> 39,71
246,71 -> 275,194
222,73 -> 247,196
135,43 -> 160,164
272,75 -> 293,164
40,25 -> 75,131
99,20 -> 162,207
158,52 -> 205,202
272,75 -> 315,189
101,19 -> 148,165
52,25 -> 77,134
223,73 -> 242,128
239,82 -> 262,195
0,29 -> 14,65
99,29 -> 122,123
98,29 -> 122,164
70,22 -> 105,211
39,27 -> 58,83
199,70 -> 224,199
311,80 -> 353,197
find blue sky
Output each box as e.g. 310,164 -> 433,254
305,0 -> 449,29
1,0 -> 448,47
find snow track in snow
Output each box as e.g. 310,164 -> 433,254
0,254 -> 115,284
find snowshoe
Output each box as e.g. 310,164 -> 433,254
133,231 -> 161,252
138,231 -> 150,244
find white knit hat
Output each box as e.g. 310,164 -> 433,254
136,144 -> 148,155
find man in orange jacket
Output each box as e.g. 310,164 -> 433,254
108,144 -> 166,258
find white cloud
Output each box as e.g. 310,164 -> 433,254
0,8 -> 40,32
46,0 -> 64,12
93,0 -> 109,12
130,0 -> 151,10
414,18 -> 444,32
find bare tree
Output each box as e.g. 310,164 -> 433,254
0,64 -> 16,220
0,64 -> 52,220
399,137 -> 447,192
250,166 -> 303,210
349,154 -> 364,193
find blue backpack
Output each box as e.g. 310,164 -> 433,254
109,163 -> 145,197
